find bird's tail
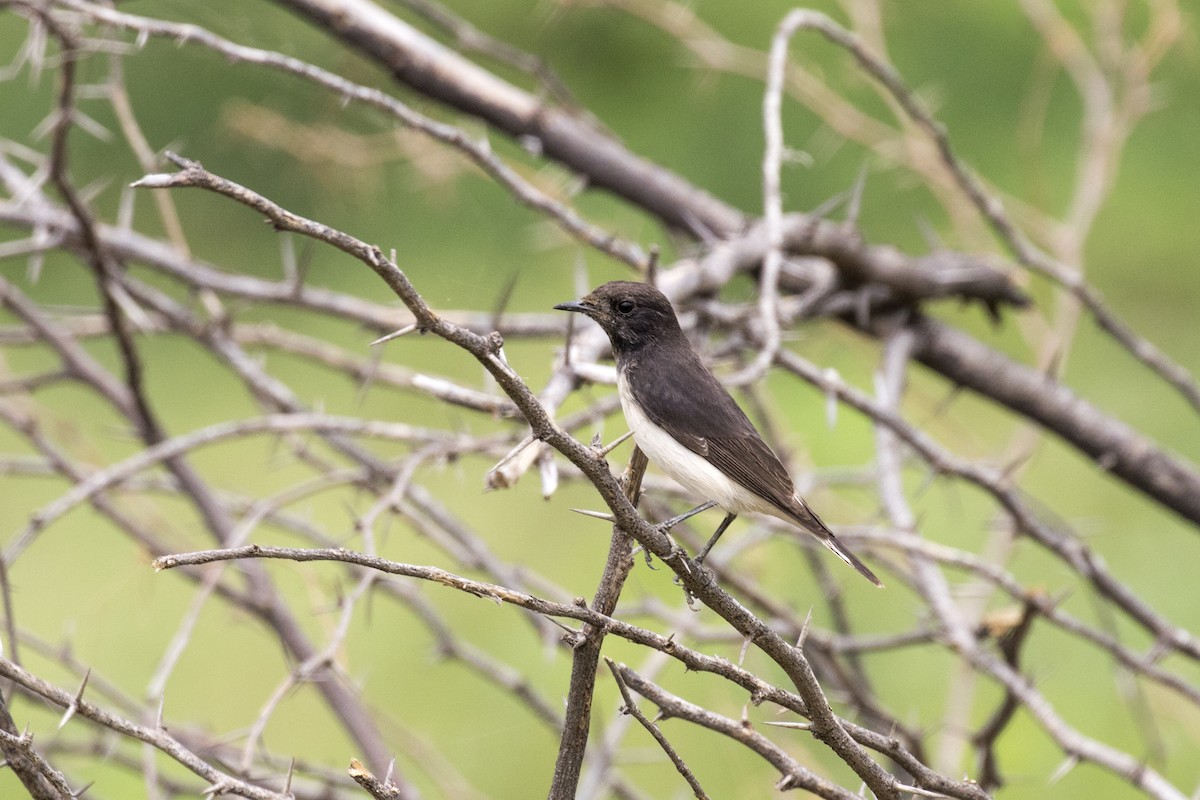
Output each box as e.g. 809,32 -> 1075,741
785,496 -> 884,588
821,534 -> 884,588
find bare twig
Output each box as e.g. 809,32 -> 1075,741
604,657 -> 711,800
0,656 -> 293,800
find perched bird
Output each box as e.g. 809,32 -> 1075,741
556,281 -> 882,587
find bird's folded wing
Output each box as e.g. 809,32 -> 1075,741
703,435 -> 798,511
627,354 -> 799,512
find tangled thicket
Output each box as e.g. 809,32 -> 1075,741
0,2 -> 1197,799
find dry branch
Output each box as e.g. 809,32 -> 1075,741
0,2 -> 1194,799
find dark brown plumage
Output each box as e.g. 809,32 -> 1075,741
556,281 -> 882,587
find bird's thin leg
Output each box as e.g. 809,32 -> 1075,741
695,513 -> 737,564
655,501 -> 717,532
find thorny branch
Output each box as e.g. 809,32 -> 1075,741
547,447 -> 647,799
0,1 -> 1196,799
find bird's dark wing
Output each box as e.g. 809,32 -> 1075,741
628,346 -> 884,587
626,348 -> 797,510
703,435 -> 798,510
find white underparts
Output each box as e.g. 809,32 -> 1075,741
617,372 -> 792,521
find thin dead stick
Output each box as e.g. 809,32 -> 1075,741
613,662 -> 859,799
604,656 -> 712,800
0,655 -> 293,800
6,411 -> 506,563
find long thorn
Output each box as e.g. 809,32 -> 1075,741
370,323 -> 418,346
569,508 -> 615,522
596,429 -> 634,457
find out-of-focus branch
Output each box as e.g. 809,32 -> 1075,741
394,0 -> 591,117
246,0 -> 1028,310
6,410 -> 509,562
971,599 -> 1039,791
780,7 -> 1198,414
55,0 -> 649,270
774,347 -> 1200,661
898,313 -> 1200,527
267,0 -> 743,237
42,0 -> 1028,316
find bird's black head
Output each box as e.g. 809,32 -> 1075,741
555,281 -> 684,355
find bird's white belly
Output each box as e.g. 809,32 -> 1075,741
617,373 -> 775,516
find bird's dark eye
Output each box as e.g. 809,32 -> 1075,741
616,299 -> 635,315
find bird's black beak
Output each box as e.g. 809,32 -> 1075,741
554,300 -> 593,315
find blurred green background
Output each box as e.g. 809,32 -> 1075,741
1,0 -> 1198,797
